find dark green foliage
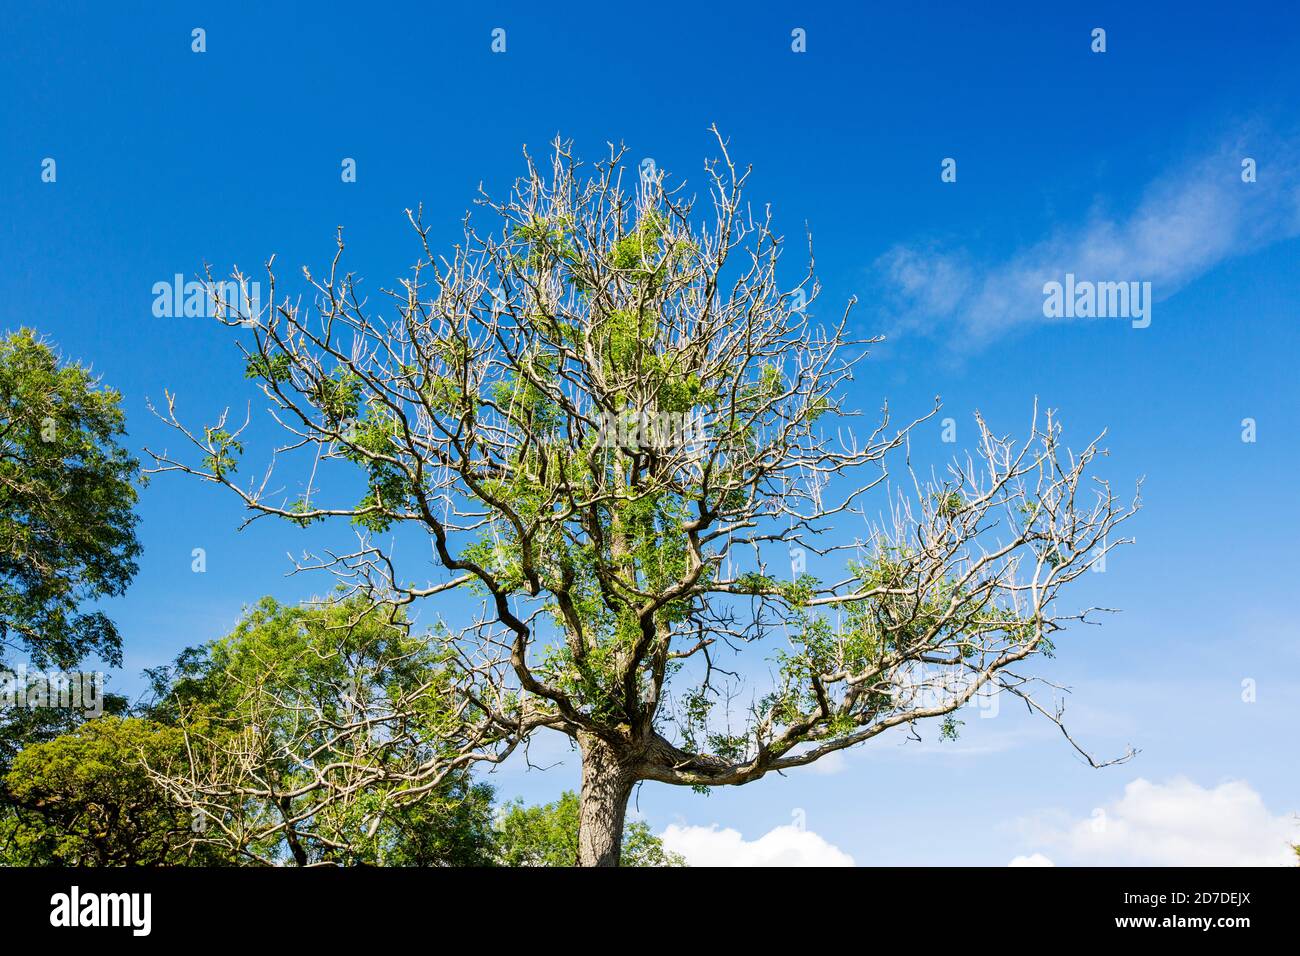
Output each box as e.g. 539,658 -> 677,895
0,716 -> 222,866
0,684 -> 129,777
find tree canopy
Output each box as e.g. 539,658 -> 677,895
0,716 -> 213,866
0,328 -> 141,669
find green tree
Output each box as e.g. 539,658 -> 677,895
0,685 -> 129,778
0,683 -> 131,863
0,329 -> 141,669
0,716 -> 219,866
4,595 -> 504,867
152,134 -> 1139,864
496,790 -> 683,866
148,594 -> 501,866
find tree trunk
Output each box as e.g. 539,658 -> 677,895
577,733 -> 636,867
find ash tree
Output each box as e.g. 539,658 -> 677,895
148,131 -> 1139,866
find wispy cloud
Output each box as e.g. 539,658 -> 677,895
874,129 -> 1300,347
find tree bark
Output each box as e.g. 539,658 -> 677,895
577,733 -> 636,867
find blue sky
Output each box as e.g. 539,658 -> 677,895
3,1 -> 1298,865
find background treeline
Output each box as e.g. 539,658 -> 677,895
0,595 -> 681,866
0,329 -> 680,866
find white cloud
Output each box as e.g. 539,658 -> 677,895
1017,777 -> 1298,866
876,129 -> 1300,346
661,822 -> 855,867
1008,853 -> 1056,867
